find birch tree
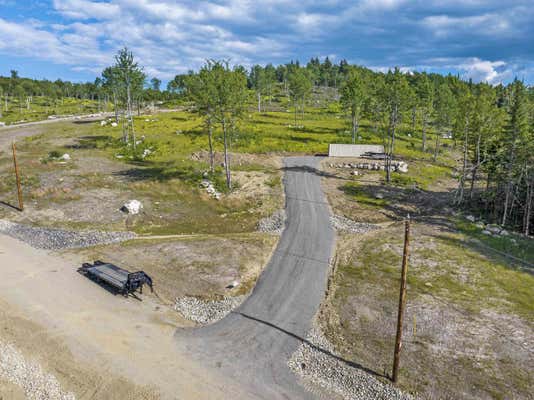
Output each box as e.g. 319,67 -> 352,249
383,68 -> 412,183
207,61 -> 247,189
340,68 -> 367,143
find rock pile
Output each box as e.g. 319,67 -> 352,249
288,326 -> 413,400
257,210 -> 286,234
330,161 -> 408,173
482,224 -> 509,236
0,220 -> 136,250
200,179 -> 222,200
174,296 -> 245,324
465,215 -> 510,237
330,215 -> 380,234
0,340 -> 76,400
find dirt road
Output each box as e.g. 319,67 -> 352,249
177,157 -> 336,399
0,234 -> 252,399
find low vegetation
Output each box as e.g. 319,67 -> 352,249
322,224 -> 533,399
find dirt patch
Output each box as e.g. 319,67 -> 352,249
191,150 -> 283,170
0,299 -> 160,400
320,157 -> 456,224
70,234 -> 278,305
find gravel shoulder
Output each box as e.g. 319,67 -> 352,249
0,219 -> 135,249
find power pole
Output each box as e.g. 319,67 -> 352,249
392,216 -> 411,383
12,142 -> 23,211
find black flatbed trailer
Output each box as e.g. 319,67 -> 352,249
79,260 -> 153,296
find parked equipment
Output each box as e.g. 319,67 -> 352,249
79,260 -> 153,296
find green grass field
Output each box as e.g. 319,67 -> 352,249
0,96 -> 104,125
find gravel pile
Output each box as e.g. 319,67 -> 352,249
0,340 -> 75,400
288,326 -> 413,400
174,296 -> 246,324
330,215 -> 380,234
257,210 -> 286,234
0,219 -> 136,250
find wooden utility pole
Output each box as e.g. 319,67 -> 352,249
12,142 -> 23,211
392,216 -> 411,383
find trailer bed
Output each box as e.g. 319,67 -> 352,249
85,263 -> 129,289
79,261 -> 153,296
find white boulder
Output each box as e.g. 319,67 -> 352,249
59,153 -> 71,161
121,200 -> 143,215
466,215 -> 476,222
100,120 -> 107,126
398,162 -> 408,173
486,224 -> 502,234
111,122 -> 118,127
142,148 -> 151,158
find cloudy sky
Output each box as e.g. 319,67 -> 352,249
0,0 -> 532,84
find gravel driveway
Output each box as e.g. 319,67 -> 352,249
175,157 -> 336,399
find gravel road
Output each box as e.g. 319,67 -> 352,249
176,157 -> 336,399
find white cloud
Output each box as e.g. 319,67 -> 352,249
422,13 -> 512,38
458,58 -> 509,84
0,0 -> 532,83
53,0 -> 120,20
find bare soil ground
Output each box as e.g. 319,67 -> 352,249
71,233 -> 278,305
0,234 -> 254,400
318,158 -> 534,399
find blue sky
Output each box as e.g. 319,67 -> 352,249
0,0 -> 533,84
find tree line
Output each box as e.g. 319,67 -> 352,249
0,63 -> 177,119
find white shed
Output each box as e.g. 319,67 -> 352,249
328,144 -> 384,157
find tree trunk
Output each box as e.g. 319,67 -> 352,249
257,92 -> 261,113
524,176 -> 532,236
411,106 -> 416,136
222,118 -> 231,189
469,133 -> 482,200
386,117 -> 396,184
351,111 -> 357,144
128,85 -> 135,150
207,117 -> 214,173
421,111 -> 426,153
113,91 -> 119,124
456,119 -> 469,205
502,141 -> 517,226
433,129 -> 441,162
